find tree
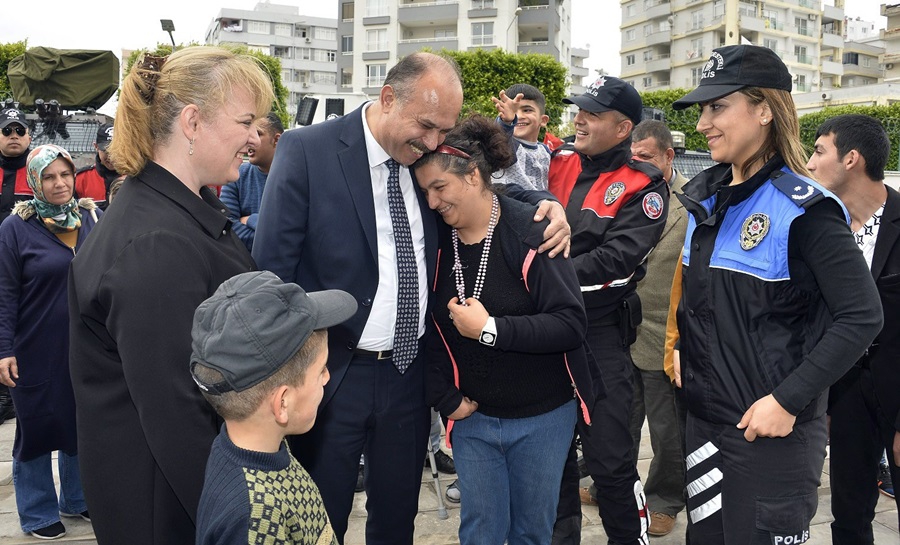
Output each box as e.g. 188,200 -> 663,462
438,48 -> 569,134
122,43 -> 290,128
0,41 -> 28,101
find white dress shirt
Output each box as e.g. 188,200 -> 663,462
356,102 -> 428,350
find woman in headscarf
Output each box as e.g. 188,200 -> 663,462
0,144 -> 100,540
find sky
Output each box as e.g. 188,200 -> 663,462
0,0 -> 888,112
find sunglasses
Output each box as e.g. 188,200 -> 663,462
2,126 -> 26,137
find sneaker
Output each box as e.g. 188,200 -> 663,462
445,479 -> 460,503
648,512 -> 676,536
579,486 -> 598,506
30,521 -> 66,540
354,464 -> 365,493
61,510 -> 90,522
426,450 -> 456,474
878,464 -> 895,499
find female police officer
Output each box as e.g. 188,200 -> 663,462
671,44 -> 882,544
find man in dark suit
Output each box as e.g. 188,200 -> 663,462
252,52 -> 569,545
806,114 -> 900,543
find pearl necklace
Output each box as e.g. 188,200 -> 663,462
452,193 -> 499,306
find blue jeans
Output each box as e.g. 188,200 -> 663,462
13,451 -> 87,533
453,400 -> 576,545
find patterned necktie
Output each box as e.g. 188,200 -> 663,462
385,159 -> 418,373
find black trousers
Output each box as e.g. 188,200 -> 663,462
556,321 -> 649,545
829,364 -> 900,545
685,412 -> 826,545
289,352 -> 429,545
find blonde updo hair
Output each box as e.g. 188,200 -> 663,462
110,46 -> 275,176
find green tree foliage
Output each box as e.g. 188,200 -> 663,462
639,88 -> 708,151
799,103 -> 900,171
122,43 -> 290,128
439,48 -> 569,134
0,41 -> 28,101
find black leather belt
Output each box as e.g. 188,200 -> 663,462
354,348 -> 393,360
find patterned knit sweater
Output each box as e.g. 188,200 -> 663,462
196,426 -> 337,545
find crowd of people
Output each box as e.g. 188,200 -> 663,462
0,43 -> 896,545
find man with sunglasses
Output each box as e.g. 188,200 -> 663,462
0,107 -> 31,426
0,108 -> 33,223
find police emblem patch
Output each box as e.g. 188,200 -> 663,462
740,213 -> 770,250
642,192 -> 664,219
605,182 -> 626,205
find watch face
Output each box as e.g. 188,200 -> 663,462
480,332 -> 495,346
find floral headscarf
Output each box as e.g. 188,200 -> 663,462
20,144 -> 82,233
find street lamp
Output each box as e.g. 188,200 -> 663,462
160,19 -> 176,48
506,7 -> 523,51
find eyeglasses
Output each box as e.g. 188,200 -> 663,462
1,126 -> 26,137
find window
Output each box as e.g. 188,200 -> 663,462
796,74 -> 807,91
642,76 -> 652,88
691,10 -> 704,30
626,3 -> 636,17
643,50 -> 652,61
367,29 -> 388,51
644,24 -> 653,37
738,1 -> 756,17
435,29 -> 457,38
625,29 -> 636,41
472,22 -> 494,46
762,9 -> 778,29
315,27 -> 336,41
659,19 -> 671,32
282,69 -> 293,83
367,0 -> 388,17
367,64 -> 387,87
691,67 -> 703,86
713,0 -> 724,18
314,49 -> 336,62
341,69 -> 353,88
341,2 -> 354,20
626,54 -> 636,66
248,20 -> 269,34
794,17 -> 811,37
296,27 -> 308,38
297,47 -> 311,61
862,56 -> 872,67
342,35 -> 353,54
472,0 -> 495,7
843,52 -> 859,65
690,38 -> 703,59
313,71 -> 337,85
794,45 -> 809,64
272,46 -> 291,59
763,38 -> 778,54
275,23 -> 292,37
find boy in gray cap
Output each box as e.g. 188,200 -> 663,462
190,271 -> 357,545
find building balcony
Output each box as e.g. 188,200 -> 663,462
646,28 -> 672,46
822,30 -> 843,49
882,3 -> 900,17
398,1 -> 459,25
398,37 -> 459,57
645,54 -> 671,73
823,3 -> 844,23
821,59 -> 844,77
843,63 -> 883,79
519,4 -> 553,27
645,1 -> 673,20
571,47 -> 589,60
518,41 -> 560,57
571,65 -> 589,77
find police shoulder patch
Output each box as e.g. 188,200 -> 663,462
642,192 -> 664,220
770,170 -> 822,207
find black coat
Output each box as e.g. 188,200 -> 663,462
871,186 -> 900,431
68,162 -> 254,545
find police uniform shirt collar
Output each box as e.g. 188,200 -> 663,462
140,161 -> 231,239
580,138 -> 632,175
684,156 -> 786,217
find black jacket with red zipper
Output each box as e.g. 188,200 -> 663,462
426,194 -> 605,446
549,139 -> 668,321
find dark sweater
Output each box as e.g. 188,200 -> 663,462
196,426 -> 337,545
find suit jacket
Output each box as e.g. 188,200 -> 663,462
871,185 -> 900,431
252,105 -> 438,405
632,170 -> 688,371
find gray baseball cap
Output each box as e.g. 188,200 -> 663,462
190,271 -> 357,395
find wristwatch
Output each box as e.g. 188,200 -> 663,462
479,317 -> 497,347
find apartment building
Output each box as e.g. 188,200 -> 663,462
205,2 -> 339,115
881,3 -> 900,82
335,0 -> 584,96
620,0 -> 846,94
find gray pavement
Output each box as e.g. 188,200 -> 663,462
0,417 -> 896,544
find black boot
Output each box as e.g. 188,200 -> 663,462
0,384 -> 15,423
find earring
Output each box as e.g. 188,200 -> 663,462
189,138 -> 195,156
762,119 -> 769,125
